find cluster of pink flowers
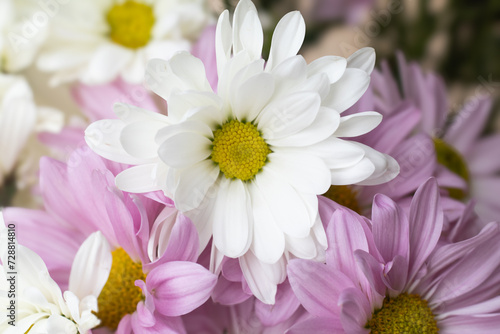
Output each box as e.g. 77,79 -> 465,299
1,1 -> 500,333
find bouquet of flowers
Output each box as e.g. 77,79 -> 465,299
1,0 -> 499,333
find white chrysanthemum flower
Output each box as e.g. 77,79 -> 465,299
85,0 -> 399,303
0,222 -> 100,333
0,0 -> 47,72
37,0 -> 213,85
0,75 -> 63,189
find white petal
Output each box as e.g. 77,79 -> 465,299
183,105 -> 226,130
113,102 -> 169,124
155,120 -> 214,144
285,233 -> 318,260
271,56 -> 308,98
323,68 -> 370,113
330,157 -> 375,185
46,314 -> 79,334
158,132 -> 212,169
301,73 -> 331,100
0,93 -> 36,174
85,120 -> 150,165
248,184 -> 285,264
232,0 -> 262,60
231,72 -> 275,122
254,168 -> 314,238
173,160 -> 220,212
217,51 -> 255,103
81,44 -> 132,85
212,178 -> 251,257
115,163 -> 163,193
306,137 -> 366,169
267,106 -> 340,147
69,232 -> 112,300
215,10 -> 232,75
266,11 -> 306,71
334,111 -> 382,138
266,151 -> 331,194
353,143 -> 400,186
167,91 -> 222,124
120,121 -> 165,159
347,47 -> 376,74
145,52 -> 212,101
307,56 -> 347,84
259,92 -> 321,140
239,252 -> 287,304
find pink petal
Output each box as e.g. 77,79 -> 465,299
468,135 -> 500,175
255,280 -> 301,326
338,288 -> 371,334
211,275 -> 251,305
325,208 -> 370,285
439,315 -> 500,334
222,258 -> 244,282
407,178 -> 443,283
39,157 -> 98,236
444,97 -> 493,153
116,314 -> 133,334
354,250 -> 386,297
371,194 -> 409,263
288,259 -> 354,318
286,316 -> 343,334
427,223 -> 500,305
145,213 -> 199,272
146,261 -> 217,316
381,255 -> 408,295
131,311 -> 187,334
359,102 -> 420,154
2,208 -> 81,289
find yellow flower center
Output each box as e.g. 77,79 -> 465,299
366,293 -> 438,333
106,1 -> 155,49
322,185 -> 361,214
433,138 -> 470,200
211,120 -> 271,181
96,248 -> 146,330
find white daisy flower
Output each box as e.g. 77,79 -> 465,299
85,0 -> 399,303
0,222 -> 100,333
0,0 -> 48,72
37,0 -> 213,85
0,74 -> 63,189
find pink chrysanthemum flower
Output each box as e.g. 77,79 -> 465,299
288,178 -> 500,333
3,147 -> 217,333
370,52 -> 500,223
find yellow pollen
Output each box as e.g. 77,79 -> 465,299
322,185 -> 361,214
366,293 -> 439,334
96,248 -> 146,330
106,1 -> 155,49
211,120 -> 271,181
433,138 -> 470,200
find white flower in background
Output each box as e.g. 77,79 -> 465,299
0,74 -> 63,189
0,0 -> 48,72
85,0 -> 399,303
37,0 -> 213,85
0,222 -> 100,333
